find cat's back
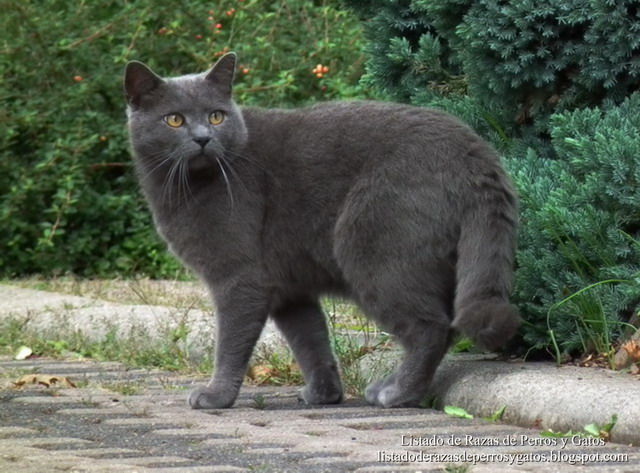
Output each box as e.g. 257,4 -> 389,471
240,101 -> 504,200
242,101 -> 500,169
245,100 -> 467,131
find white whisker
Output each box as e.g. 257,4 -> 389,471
139,151 -> 175,184
180,157 -> 196,204
215,156 -> 235,210
220,153 -> 249,195
224,148 -> 271,176
162,157 -> 182,207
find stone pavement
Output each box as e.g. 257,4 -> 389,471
1,357 -> 639,473
1,283 -> 640,472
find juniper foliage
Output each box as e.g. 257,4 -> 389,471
506,96 -> 640,352
346,0 -> 640,124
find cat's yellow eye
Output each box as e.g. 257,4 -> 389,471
164,113 -> 184,128
209,111 -> 225,125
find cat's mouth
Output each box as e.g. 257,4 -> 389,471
187,151 -> 217,170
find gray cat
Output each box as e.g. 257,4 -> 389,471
124,53 -> 520,409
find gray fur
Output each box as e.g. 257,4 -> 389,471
123,53 -> 520,409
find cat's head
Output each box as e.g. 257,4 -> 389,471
124,53 -> 247,176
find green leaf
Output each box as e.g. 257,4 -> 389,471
583,424 -> 600,437
601,414 -> 618,434
541,415 -> 618,440
444,405 -> 474,419
451,337 -> 474,353
484,405 -> 506,422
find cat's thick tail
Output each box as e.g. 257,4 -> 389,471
450,179 -> 521,351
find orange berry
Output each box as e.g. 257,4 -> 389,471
73,75 -> 83,82
315,72 -> 323,78
215,23 -> 223,29
322,65 -> 329,73
99,135 -> 108,142
195,34 -> 203,40
242,68 -> 250,74
208,16 -> 214,21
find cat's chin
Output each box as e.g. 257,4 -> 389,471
187,153 -> 217,172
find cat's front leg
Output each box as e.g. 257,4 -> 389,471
188,283 -> 271,409
271,299 -> 343,405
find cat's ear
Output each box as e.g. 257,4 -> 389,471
205,52 -> 237,97
124,61 -> 163,107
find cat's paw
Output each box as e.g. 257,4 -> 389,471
365,375 -> 419,408
374,385 -> 419,408
298,384 -> 343,405
364,379 -> 386,405
365,373 -> 399,406
188,385 -> 236,409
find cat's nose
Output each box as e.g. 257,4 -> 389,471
193,136 -> 211,148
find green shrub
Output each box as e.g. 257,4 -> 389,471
0,0 -> 366,277
507,95 -> 640,354
345,0 -> 640,125
346,0 -> 455,102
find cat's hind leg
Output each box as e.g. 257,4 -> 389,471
335,219 -> 456,406
334,169 -> 457,407
356,273 -> 455,407
271,299 -> 343,404
363,315 -> 453,407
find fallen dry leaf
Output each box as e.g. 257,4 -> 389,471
12,374 -> 77,389
575,351 -> 609,369
246,362 -> 300,385
247,365 -> 275,385
622,340 -> 640,362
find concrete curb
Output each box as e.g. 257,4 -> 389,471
0,284 -> 282,360
431,357 -> 640,446
1,283 -> 639,446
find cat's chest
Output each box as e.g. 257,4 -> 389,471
150,188 -> 263,274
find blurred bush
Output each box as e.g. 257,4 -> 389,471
0,0 -> 367,277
